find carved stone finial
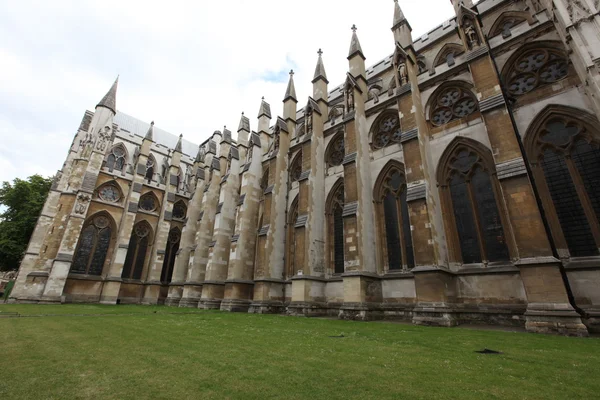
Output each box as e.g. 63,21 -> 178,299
318,48 -> 323,56
290,69 -> 295,76
151,121 -> 155,126
351,24 -> 357,32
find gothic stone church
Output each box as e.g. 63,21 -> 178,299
10,0 -> 600,336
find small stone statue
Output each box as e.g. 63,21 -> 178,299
398,63 -> 408,86
464,24 -> 479,49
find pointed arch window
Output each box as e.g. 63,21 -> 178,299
326,132 -> 345,167
502,43 -> 569,97
173,200 -> 187,220
290,152 -> 302,182
106,143 -> 127,173
160,228 -> 181,284
122,221 -> 153,280
374,165 -> 414,271
525,108 -> 600,258
438,142 -> 510,264
371,111 -> 402,150
286,197 -> 299,277
429,85 -> 479,127
327,182 -> 345,274
433,44 -> 464,68
71,214 -> 114,276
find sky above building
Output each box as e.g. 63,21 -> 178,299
0,0 -> 461,184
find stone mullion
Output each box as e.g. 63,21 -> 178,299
221,142 -> 263,312
165,168 -> 205,306
180,162 -> 221,307
201,157 -> 240,309
142,161 -> 180,304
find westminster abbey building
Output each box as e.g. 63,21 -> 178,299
10,0 -> 600,336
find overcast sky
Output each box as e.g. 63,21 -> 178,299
0,0 -> 461,184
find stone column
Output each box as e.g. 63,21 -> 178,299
100,123 -> 154,304
200,144 -> 241,309
339,27 -> 380,321
250,73 -> 296,314
290,51 -> 329,316
180,138 -> 223,307
165,149 -> 206,306
142,137 -> 183,305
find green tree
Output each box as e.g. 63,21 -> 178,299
0,175 -> 52,271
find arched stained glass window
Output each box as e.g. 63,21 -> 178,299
71,214 -> 113,276
160,228 -> 181,284
526,110 -> 600,258
430,85 -> 479,127
439,142 -> 510,264
327,182 -> 345,274
375,164 -> 415,271
122,222 -> 152,280
139,192 -> 159,213
502,43 -> 569,97
371,111 -> 402,150
326,132 -> 345,167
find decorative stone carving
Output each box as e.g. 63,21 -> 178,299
398,62 -> 408,86
96,126 -> 113,152
75,194 -> 91,215
464,20 -> 480,50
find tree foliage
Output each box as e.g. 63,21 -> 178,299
0,175 -> 52,271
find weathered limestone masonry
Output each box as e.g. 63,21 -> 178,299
164,148 -> 206,306
180,136 -> 222,307
12,0 -> 600,335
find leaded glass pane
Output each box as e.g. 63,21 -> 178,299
572,140 -> 600,225
173,202 -> 187,220
115,157 -> 125,171
89,227 -> 111,275
451,151 -> 478,172
390,172 -> 402,192
432,108 -> 453,126
541,121 -> 578,146
541,149 -> 598,257
439,89 -> 460,106
540,61 -> 568,83
98,185 -> 120,203
450,174 -> 482,263
106,154 -> 116,171
454,98 -> 477,118
139,194 -> 157,212
334,206 -> 345,274
509,74 -> 537,95
384,193 -> 402,270
400,190 -> 415,269
517,52 -> 546,72
471,168 -> 509,262
71,225 -> 96,274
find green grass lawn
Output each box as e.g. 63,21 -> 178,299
0,305 -> 598,400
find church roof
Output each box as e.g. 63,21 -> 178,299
114,112 -> 199,157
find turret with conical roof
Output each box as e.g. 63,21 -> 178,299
96,76 -> 119,115
283,70 -> 297,122
237,112 -> 250,148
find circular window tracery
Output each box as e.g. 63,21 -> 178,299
506,48 -> 569,96
173,201 -> 187,220
431,87 -> 479,127
139,193 -> 158,212
372,112 -> 401,149
326,134 -> 345,167
98,184 -> 121,203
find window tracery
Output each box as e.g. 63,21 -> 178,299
286,197 -> 299,278
438,141 -> 510,264
173,200 -> 187,220
430,86 -> 478,127
525,109 -> 600,258
139,192 -> 159,213
122,221 -> 152,280
327,182 -> 345,275
326,132 -> 345,167
371,111 -> 402,149
504,46 -> 569,97
160,228 -> 181,284
97,182 -> 121,203
290,152 -> 302,182
70,214 -> 113,276
374,164 -> 414,271
106,144 -> 127,173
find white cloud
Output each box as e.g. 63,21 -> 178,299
0,0 -> 457,183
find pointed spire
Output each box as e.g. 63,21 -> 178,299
312,49 -> 329,84
145,121 -> 154,141
283,70 -> 297,102
96,76 -> 119,114
393,0 -> 406,27
348,25 -> 365,60
258,97 -> 272,119
175,134 -> 183,153
238,112 -> 250,132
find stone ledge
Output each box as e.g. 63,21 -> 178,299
290,275 -> 328,282
27,271 -> 49,278
515,257 -> 561,267
224,279 -> 255,285
381,272 -> 415,280
341,271 -> 380,279
67,273 -> 102,281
